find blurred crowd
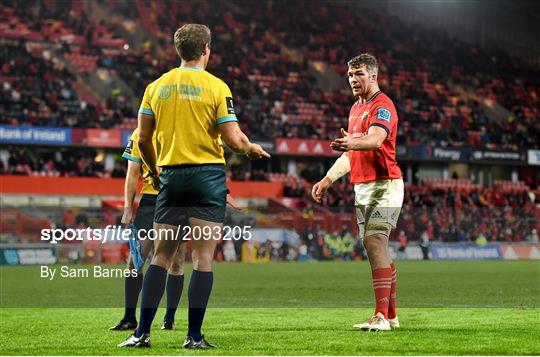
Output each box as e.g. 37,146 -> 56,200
276,174 -> 539,244
2,142 -> 538,244
0,0 -> 537,149
397,185 -> 537,243
300,225 -> 361,261
0,146 -> 126,177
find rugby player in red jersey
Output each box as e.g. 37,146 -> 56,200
312,53 -> 403,331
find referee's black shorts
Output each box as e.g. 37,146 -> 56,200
154,164 -> 227,225
133,194 -> 156,231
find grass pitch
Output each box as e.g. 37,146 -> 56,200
1,261 -> 539,355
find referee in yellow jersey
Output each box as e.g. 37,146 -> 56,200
118,24 -> 269,349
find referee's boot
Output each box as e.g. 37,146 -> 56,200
109,318 -> 137,331
117,333 -> 150,348
183,335 -> 215,349
161,320 -> 175,330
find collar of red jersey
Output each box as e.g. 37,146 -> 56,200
365,90 -> 382,103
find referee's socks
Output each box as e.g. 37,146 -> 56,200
135,265 -> 168,337
187,270 -> 213,341
164,274 -> 184,323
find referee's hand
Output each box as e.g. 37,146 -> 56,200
143,171 -> 160,191
246,143 -> 271,160
121,207 -> 134,227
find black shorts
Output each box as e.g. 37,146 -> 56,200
133,194 -> 156,231
154,164 -> 227,225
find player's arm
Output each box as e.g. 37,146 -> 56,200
311,152 -> 350,203
330,126 -> 387,152
122,160 -> 141,226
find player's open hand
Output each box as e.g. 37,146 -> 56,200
311,176 -> 332,203
246,143 -> 271,160
330,128 -> 355,152
121,207 -> 134,227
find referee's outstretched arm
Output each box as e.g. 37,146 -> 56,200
218,121 -> 271,160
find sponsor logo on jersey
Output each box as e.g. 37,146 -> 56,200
157,85 -> 175,99
361,111 -> 369,120
158,85 -> 203,100
352,132 -> 366,138
377,108 -> 391,122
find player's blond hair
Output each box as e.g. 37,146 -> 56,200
174,24 -> 211,61
347,53 -> 378,74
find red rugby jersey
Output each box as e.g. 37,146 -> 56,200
347,91 -> 402,184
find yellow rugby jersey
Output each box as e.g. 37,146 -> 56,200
121,128 -> 158,195
138,66 -> 238,166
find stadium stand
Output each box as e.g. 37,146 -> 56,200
0,0 -> 537,149
1,0 -> 539,254
0,146 -> 126,177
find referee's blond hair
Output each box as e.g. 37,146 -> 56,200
174,24 -> 211,61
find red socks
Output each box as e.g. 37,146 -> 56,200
388,262 -> 397,319
371,267 -> 392,319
